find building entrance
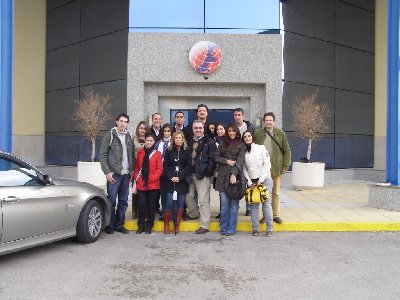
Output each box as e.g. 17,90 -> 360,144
169,109 -> 234,127
159,96 -> 250,127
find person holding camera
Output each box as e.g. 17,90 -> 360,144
242,130 -> 273,237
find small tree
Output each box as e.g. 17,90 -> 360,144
290,89 -> 331,162
71,88 -> 112,162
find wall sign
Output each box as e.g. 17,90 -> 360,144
189,41 -> 222,74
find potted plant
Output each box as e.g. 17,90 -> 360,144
290,89 -> 332,189
71,88 -> 111,186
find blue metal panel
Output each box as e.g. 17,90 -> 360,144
0,0 -> 13,152
387,0 -> 400,185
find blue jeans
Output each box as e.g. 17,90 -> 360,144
106,173 -> 130,229
165,192 -> 185,210
250,177 -> 273,232
219,192 -> 239,234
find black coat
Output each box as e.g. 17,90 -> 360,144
214,140 -> 245,192
183,120 -> 212,141
161,146 -> 192,193
149,127 -> 161,142
187,135 -> 217,180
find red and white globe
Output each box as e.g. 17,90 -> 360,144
189,41 -> 222,74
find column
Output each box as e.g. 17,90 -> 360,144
0,0 -> 13,152
386,0 -> 400,185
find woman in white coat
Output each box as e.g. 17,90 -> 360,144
242,130 -> 273,237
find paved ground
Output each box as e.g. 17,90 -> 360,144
124,180 -> 400,232
1,231 -> 400,299
282,180 -> 400,223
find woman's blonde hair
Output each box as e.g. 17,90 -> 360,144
169,131 -> 188,150
135,121 -> 148,141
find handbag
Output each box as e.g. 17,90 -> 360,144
224,163 -> 246,200
245,184 -> 269,204
132,181 -> 137,194
185,174 -> 192,184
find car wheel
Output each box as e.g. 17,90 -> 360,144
76,200 -> 103,243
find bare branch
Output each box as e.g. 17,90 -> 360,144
290,89 -> 332,161
71,88 -> 112,160
71,88 -> 112,139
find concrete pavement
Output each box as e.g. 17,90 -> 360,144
1,232 -> 400,299
124,180 -> 400,232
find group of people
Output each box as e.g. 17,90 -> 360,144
99,104 -> 291,237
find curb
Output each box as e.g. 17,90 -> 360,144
124,220 -> 400,232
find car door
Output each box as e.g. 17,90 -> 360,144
0,156 -> 67,243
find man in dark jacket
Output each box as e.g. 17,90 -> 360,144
172,111 -> 186,133
99,113 -> 135,234
184,120 -> 217,234
184,104 -> 212,140
233,107 -> 256,136
149,112 -> 162,142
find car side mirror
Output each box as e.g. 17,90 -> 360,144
42,174 -> 53,185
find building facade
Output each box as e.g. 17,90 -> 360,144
2,0 -> 399,182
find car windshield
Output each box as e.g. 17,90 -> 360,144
0,157 -> 40,186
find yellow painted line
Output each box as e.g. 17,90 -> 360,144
124,220 -> 400,232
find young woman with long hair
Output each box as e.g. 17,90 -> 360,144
162,131 -> 192,234
131,121 -> 148,219
242,130 -> 273,237
156,123 -> 173,220
213,123 -> 226,219
214,124 -> 245,236
132,133 -> 163,234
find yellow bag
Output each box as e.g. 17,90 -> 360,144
245,184 -> 269,204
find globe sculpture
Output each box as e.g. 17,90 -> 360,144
189,41 -> 222,74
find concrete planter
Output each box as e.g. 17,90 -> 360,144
77,161 -> 106,187
292,162 -> 325,190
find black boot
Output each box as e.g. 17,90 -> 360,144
136,221 -> 145,234
145,221 -> 154,234
131,194 -> 138,219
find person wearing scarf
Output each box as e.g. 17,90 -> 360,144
212,123 -> 226,219
132,133 -> 163,234
156,123 -> 173,221
242,130 -> 273,237
162,131 -> 192,234
214,123 -> 226,147
131,121 -> 148,219
214,124 -> 245,236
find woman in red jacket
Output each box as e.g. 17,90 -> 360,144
132,133 -> 163,234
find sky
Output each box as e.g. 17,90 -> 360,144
129,0 -> 280,33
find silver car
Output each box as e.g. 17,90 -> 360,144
0,151 -> 110,255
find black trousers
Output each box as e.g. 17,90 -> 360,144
137,189 -> 159,227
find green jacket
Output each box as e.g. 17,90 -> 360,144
255,127 -> 291,176
99,128 -> 135,175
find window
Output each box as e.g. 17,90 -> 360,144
0,157 -> 41,187
129,0 -> 280,33
205,0 -> 279,31
129,0 -> 204,30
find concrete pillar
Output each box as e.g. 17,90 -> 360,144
0,0 -> 13,152
387,0 -> 400,185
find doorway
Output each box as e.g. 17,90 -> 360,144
169,109 -> 234,126
160,96 -> 250,126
